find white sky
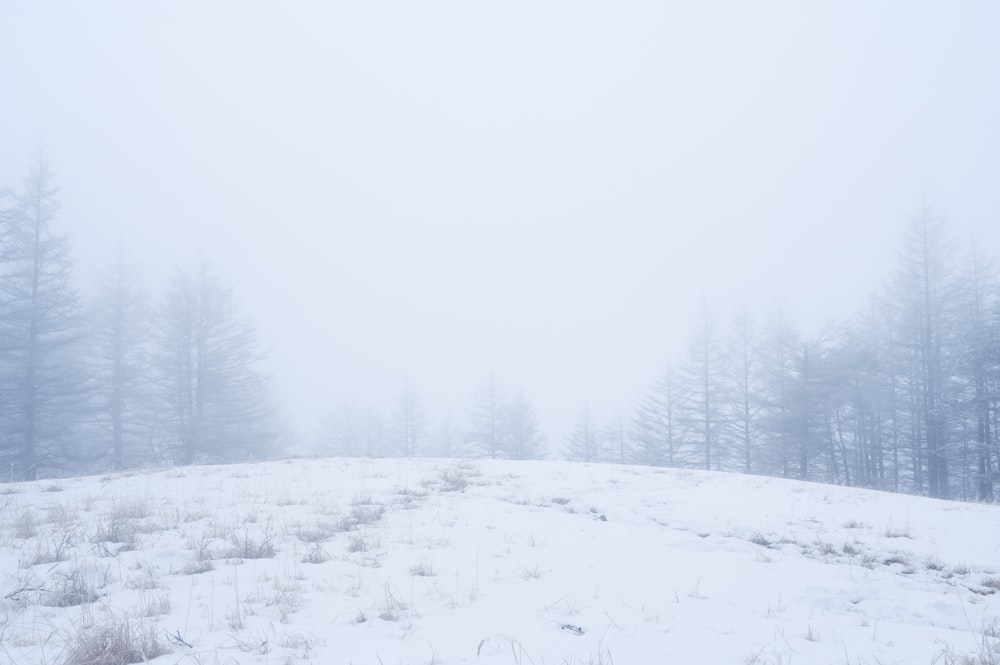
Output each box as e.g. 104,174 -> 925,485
2,1 -> 999,442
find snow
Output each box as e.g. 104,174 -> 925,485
1,458 -> 998,664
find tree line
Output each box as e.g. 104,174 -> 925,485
562,206 -> 999,502
0,154 -> 282,480
316,204 -> 1000,505
4,152 -> 998,503
315,371 -> 546,461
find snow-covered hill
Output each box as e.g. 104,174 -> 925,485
1,458 -> 998,664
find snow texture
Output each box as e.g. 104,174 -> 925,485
1,458 -> 998,664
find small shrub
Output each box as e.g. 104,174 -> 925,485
14,509 -> 38,539
302,542 -> 330,564
842,542 -> 860,556
842,519 -> 867,529
137,592 -> 171,617
227,524 -> 276,559
437,468 -> 469,492
884,522 -> 912,539
815,540 -> 836,556
22,531 -> 75,567
186,533 -> 214,562
522,564 -> 541,580
3,569 -> 45,607
46,502 -> 77,527
124,568 -> 162,591
749,533 -> 771,547
395,486 -> 428,501
409,560 -> 435,577
925,555 -> 945,571
111,496 -> 150,521
982,576 -> 1000,590
378,583 -> 408,622
66,614 -> 168,665
93,517 -> 140,551
181,559 -> 214,575
882,551 -> 911,566
348,504 -> 385,528
268,577 -> 304,623
44,568 -> 101,607
294,521 -> 336,543
347,532 -> 380,554
351,492 -> 375,506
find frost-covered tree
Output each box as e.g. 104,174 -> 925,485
390,379 -> 426,457
676,306 -> 725,471
604,410 -> 628,465
723,312 -> 762,474
0,155 -> 86,479
505,390 -> 545,460
630,364 -> 679,467
153,264 -> 281,464
317,401 -> 362,457
88,248 -> 155,470
564,404 -> 602,462
886,204 -> 957,498
466,372 -> 508,459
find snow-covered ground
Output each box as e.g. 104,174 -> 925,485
1,458 -> 998,664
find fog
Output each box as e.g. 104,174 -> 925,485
2,2 -> 999,445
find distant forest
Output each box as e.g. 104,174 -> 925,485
0,155 -> 283,480
569,206 -> 1000,503
2,154 -> 998,503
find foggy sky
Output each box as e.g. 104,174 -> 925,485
2,1 -> 999,444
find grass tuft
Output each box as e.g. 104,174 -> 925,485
65,614 -> 169,665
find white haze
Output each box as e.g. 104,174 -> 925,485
2,2 -> 999,442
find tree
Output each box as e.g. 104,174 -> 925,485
0,155 -> 86,479
604,410 -> 628,465
564,404 -> 602,462
316,401 -> 362,457
953,246 -> 997,501
756,311 -> 801,478
153,264 -> 281,464
390,379 -> 426,457
676,306 -> 725,470
466,372 -> 508,459
630,364 -> 679,467
428,415 -> 467,458
722,312 -> 761,473
505,390 -> 545,460
88,247 -> 155,470
887,203 -> 956,498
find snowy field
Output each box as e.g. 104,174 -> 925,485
1,458 -> 998,665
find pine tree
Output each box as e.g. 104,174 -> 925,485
390,379 -> 426,457
630,365 -> 679,467
317,401 -> 362,457
0,155 -> 86,479
505,390 -> 545,460
88,248 -> 155,469
466,372 -> 508,459
564,405 -> 601,462
153,264 -> 281,464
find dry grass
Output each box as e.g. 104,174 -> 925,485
65,614 -> 169,665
